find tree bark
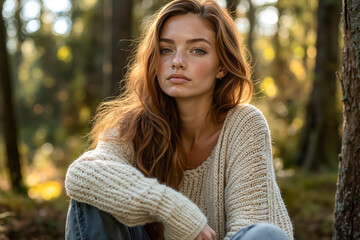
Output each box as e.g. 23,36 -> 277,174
333,0 -> 360,238
0,1 -> 24,192
294,0 -> 341,170
111,0 -> 133,97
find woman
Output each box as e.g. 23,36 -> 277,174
65,0 -> 293,239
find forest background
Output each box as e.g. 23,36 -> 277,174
0,0 -> 344,239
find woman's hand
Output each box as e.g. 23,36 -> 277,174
195,223 -> 216,240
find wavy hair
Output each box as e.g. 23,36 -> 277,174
90,0 -> 253,190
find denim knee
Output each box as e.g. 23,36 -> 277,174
230,222 -> 289,240
66,199 -> 133,240
66,199 -> 88,240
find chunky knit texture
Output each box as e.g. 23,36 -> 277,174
65,104 -> 293,240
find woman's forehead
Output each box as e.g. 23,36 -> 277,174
159,13 -> 215,42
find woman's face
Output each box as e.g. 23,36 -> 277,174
156,13 -> 225,101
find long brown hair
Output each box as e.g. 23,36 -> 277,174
90,0 -> 253,189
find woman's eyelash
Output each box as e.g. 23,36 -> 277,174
192,48 -> 207,55
159,47 -> 207,55
160,48 -> 173,54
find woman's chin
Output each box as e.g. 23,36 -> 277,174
162,88 -> 191,98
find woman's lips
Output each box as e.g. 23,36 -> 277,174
167,74 -> 190,83
168,77 -> 190,83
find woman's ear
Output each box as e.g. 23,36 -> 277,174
216,68 -> 228,79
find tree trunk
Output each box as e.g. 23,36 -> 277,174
272,4 -> 288,99
294,0 -> 341,170
226,0 -> 240,19
247,0 -> 257,80
226,0 -> 258,79
0,1 -> 24,192
333,0 -> 360,238
111,0 -> 133,97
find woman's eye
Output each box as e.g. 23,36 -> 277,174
160,48 -> 173,54
191,48 -> 207,55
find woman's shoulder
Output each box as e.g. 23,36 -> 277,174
225,104 -> 268,128
95,128 -> 135,163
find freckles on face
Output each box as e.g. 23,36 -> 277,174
156,13 -> 222,100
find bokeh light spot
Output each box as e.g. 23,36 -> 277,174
26,19 -> 41,33
53,17 -> 71,35
33,104 -> 44,114
307,46 -> 317,58
235,18 -> 250,34
41,143 -> 54,155
43,0 -> 71,13
28,181 -> 62,201
79,107 -> 91,123
263,47 -> 275,61
21,0 -> 41,21
57,45 -> 72,62
58,90 -> 69,102
290,59 -> 306,81
261,76 -> 277,98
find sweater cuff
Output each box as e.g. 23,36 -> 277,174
155,187 -> 207,240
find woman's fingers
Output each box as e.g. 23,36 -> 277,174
195,223 -> 216,240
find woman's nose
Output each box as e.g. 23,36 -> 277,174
171,51 -> 186,69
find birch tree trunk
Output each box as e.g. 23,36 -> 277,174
333,0 -> 360,238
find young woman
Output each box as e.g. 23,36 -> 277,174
65,0 -> 293,239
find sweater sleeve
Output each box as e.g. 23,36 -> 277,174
65,130 -> 207,240
223,106 -> 293,240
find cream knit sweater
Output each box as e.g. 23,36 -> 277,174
65,104 -> 293,240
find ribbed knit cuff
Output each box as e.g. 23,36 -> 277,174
154,187 -> 207,240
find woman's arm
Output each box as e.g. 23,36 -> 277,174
65,130 -> 207,240
224,106 -> 293,240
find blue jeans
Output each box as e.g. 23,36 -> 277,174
229,222 -> 289,240
66,199 -> 289,240
65,199 -> 150,240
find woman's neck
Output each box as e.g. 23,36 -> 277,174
176,96 -> 220,147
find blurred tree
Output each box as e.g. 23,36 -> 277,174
111,0 -> 133,96
333,0 -> 360,238
226,0 -> 240,19
14,0 -> 24,79
225,0 -> 257,79
0,0 -> 24,192
247,0 -> 256,76
294,0 -> 341,170
273,0 -> 315,102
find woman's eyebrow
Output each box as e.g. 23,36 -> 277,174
159,38 -> 212,46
